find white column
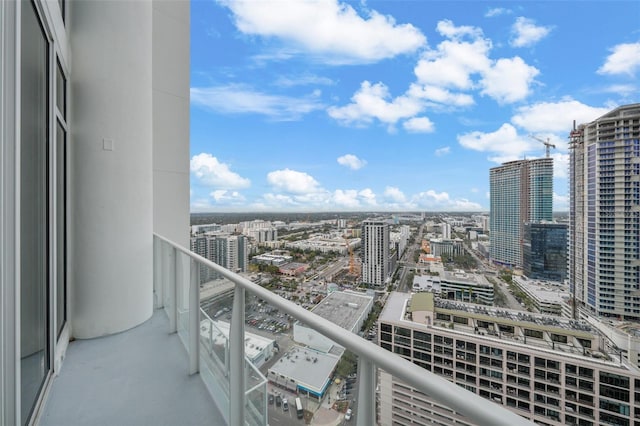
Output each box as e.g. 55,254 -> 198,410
229,285 -> 246,425
356,357 -> 376,426
70,1 -> 153,338
152,1 -> 190,247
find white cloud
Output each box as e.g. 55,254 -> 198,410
415,20 -> 538,105
434,146 -> 451,156
327,81 -> 423,126
551,152 -> 569,179
359,188 -> 378,205
384,186 -> 406,203
412,190 -> 482,211
329,188 -> 379,208
553,192 -> 568,211
597,83 -> 638,97
274,74 -> 335,87
403,116 -> 435,133
190,153 -> 251,189
267,169 -> 321,194
436,20 -> 484,39
261,193 -> 298,207
218,0 -> 426,64
458,123 -> 537,163
337,154 -> 367,170
210,190 -> 246,203
485,8 -> 511,18
333,189 -> 361,208
597,42 -> 640,76
191,85 -> 324,121
479,57 -> 539,103
510,17 -> 551,48
511,100 -> 610,133
414,34 -> 492,90
408,84 -> 475,107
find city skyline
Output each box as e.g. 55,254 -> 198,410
190,0 -> 639,213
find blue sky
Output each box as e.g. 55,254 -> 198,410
190,0 -> 640,213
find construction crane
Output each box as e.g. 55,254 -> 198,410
529,134 -> 556,158
343,237 -> 359,276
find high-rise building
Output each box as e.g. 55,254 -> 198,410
191,234 -> 249,278
569,104 -> 640,320
377,291 -> 640,426
441,222 -> 452,239
490,159 -> 553,268
523,222 -> 567,282
361,219 -> 390,287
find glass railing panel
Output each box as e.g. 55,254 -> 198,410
153,234 -> 535,426
199,308 -> 230,425
245,362 -> 267,426
175,250 -> 191,349
157,238 -> 173,321
255,292 -> 354,425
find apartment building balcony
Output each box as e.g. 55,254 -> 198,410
38,234 -> 534,426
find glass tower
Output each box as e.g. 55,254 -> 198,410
523,222 -> 568,282
490,158 -> 553,268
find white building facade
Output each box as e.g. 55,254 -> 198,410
361,219 -> 391,287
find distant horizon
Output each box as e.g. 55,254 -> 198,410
189,210 -> 570,218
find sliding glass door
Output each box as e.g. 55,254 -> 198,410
20,1 -> 50,423
19,1 -> 68,423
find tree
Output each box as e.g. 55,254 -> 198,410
335,350 -> 357,377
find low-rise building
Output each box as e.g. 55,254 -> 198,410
200,320 -> 275,368
294,290 -> 374,353
512,276 -> 570,316
279,262 -> 309,277
267,346 -> 340,399
413,270 -> 494,305
377,292 -> 640,426
430,238 -> 464,257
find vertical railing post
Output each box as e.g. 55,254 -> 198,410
168,246 -> 177,333
356,357 -> 376,426
153,236 -> 163,309
189,258 -> 200,374
229,284 -> 246,426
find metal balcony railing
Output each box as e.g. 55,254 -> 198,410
153,233 -> 534,426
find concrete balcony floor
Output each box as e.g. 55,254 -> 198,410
41,309 -> 221,426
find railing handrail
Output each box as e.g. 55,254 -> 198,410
155,233 -> 534,426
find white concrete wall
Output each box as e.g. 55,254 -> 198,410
70,1 -> 154,338
152,1 -> 190,247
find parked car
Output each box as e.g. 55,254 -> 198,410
345,409 -> 352,421
282,398 -> 289,411
275,395 -> 282,407
268,394 -> 274,405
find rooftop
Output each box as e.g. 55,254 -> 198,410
201,320 -> 274,361
513,277 -> 569,305
442,270 -> 492,287
309,290 -> 373,331
268,346 -> 340,395
379,292 -> 634,366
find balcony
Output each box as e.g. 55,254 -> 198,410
42,234 -> 534,426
